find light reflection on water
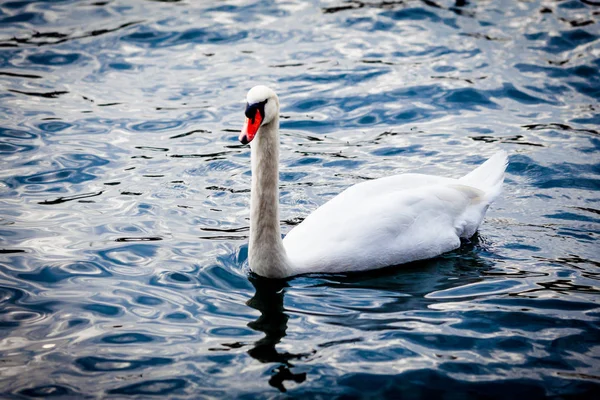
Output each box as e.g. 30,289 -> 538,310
1,0 -> 599,397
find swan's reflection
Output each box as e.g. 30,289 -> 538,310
243,236 -> 492,391
246,276 -> 309,392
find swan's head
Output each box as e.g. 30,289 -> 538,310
239,85 -> 279,145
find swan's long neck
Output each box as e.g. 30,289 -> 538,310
248,113 -> 293,278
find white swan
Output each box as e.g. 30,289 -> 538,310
239,85 -> 508,279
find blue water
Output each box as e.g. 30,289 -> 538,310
1,0 -> 599,397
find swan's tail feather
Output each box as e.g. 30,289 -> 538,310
459,150 -> 508,202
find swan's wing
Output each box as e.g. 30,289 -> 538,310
283,179 -> 486,274
341,173 -> 457,199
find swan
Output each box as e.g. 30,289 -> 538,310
239,85 -> 508,279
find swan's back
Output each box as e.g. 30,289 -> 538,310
283,151 -> 508,275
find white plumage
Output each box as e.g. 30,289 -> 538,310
284,152 -> 507,275
239,86 -> 508,278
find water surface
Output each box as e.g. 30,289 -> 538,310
1,0 -> 599,397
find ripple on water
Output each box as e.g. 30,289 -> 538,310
75,355 -> 172,372
97,244 -> 159,275
1,0 -> 600,397
101,332 -> 158,345
107,378 -> 187,396
19,385 -> 77,398
426,279 -> 528,299
37,121 -> 73,133
129,119 -> 183,132
27,51 -> 82,66
0,127 -> 38,155
16,262 -> 110,284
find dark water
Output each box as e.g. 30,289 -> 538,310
1,0 -> 599,397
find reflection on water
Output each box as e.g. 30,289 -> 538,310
1,0 -> 600,397
247,277 -> 308,392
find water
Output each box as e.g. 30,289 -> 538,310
1,0 -> 599,397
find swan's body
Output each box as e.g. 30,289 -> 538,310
239,86 -> 508,279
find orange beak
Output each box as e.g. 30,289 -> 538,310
239,112 -> 262,145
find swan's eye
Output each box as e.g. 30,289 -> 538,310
245,100 -> 267,124
244,103 -> 255,121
